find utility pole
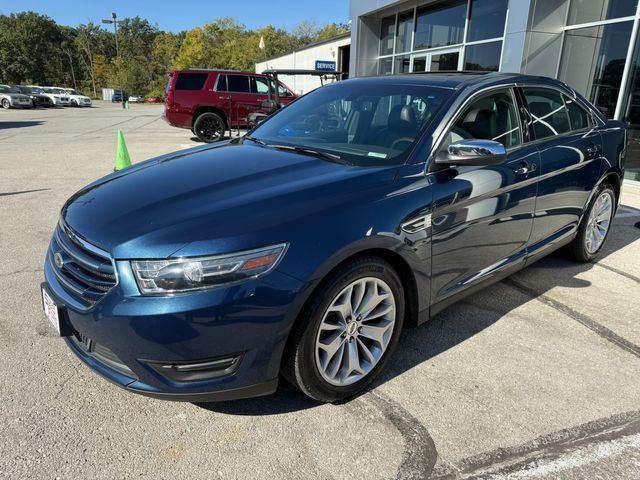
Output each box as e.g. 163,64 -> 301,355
102,12 -> 125,109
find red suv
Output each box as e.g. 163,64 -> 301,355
164,69 -> 297,142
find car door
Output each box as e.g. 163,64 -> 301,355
429,87 -> 540,312
225,74 -> 255,127
519,86 -> 603,258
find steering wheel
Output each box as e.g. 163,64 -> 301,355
390,137 -> 416,150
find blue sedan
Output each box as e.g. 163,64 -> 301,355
42,72 -> 626,402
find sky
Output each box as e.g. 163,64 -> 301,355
1,0 -> 350,32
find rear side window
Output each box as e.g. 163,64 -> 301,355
216,74 -> 228,92
523,88 -> 571,140
227,75 -> 250,93
564,96 -> 592,131
175,73 -> 207,91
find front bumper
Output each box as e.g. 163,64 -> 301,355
44,253 -> 305,402
9,98 -> 32,108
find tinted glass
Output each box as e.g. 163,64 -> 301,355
217,74 -> 228,92
394,55 -> 411,74
380,16 -> 396,55
175,73 -> 207,90
227,75 -> 250,93
567,0 -> 637,25
467,0 -> 508,42
250,83 -> 449,166
431,52 -> 459,71
442,89 -> 520,149
414,2 -> 466,50
395,11 -> 414,53
464,41 -> 502,71
559,22 -> 632,118
523,88 -> 571,139
253,76 -> 270,94
621,27 -> 640,180
379,57 -> 393,75
564,96 -> 592,130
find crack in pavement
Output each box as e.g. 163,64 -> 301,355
503,278 -> 640,359
594,261 -> 640,284
430,410 -> 640,479
357,389 -> 438,480
0,189 -> 50,198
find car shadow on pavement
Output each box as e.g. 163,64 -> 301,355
197,205 -> 640,416
0,120 -> 45,130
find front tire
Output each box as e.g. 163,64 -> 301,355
193,112 -> 225,143
565,184 -> 615,262
282,256 -> 405,402
1,99 -> 10,109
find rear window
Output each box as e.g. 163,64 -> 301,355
523,88 -> 571,140
175,73 -> 207,91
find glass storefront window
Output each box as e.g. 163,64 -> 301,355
559,21 -> 633,118
379,57 -> 393,75
464,41 -> 502,71
431,52 -> 460,71
380,16 -> 396,56
414,2 -> 466,50
467,0 -> 509,42
567,0 -> 637,26
621,27 -> 640,180
394,55 -> 411,74
396,11 -> 414,53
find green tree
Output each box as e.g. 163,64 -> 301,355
0,12 -> 63,84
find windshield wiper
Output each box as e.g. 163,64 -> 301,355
243,135 -> 344,163
265,144 -> 343,163
243,135 -> 267,146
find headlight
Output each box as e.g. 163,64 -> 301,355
131,243 -> 288,295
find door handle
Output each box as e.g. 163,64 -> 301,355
514,161 -> 536,176
586,144 -> 601,158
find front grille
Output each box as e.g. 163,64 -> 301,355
49,221 -> 116,308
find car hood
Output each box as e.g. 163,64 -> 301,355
62,143 -> 397,259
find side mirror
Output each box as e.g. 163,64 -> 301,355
436,139 -> 507,166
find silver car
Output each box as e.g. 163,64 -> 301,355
0,85 -> 33,109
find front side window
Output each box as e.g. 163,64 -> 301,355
253,76 -> 270,94
175,73 -> 207,91
250,83 -> 450,166
440,89 -> 521,151
523,88 -> 571,140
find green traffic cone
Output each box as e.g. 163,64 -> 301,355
114,129 -> 132,171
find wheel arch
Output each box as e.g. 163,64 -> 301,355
192,106 -> 228,128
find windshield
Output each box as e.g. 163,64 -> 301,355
248,81 -> 449,166
68,90 -> 82,95
7,86 -> 21,93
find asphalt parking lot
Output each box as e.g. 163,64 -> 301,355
1,102 -> 639,479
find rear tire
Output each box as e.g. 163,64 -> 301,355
193,112 -> 225,143
565,184 -> 615,262
282,256 -> 405,402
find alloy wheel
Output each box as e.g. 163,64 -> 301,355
197,116 -> 223,142
314,277 -> 396,387
585,191 -> 613,254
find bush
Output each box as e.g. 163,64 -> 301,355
146,87 -> 165,101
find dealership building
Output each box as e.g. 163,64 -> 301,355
258,0 -> 640,181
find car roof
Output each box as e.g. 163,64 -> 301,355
344,72 -> 565,91
172,69 -> 269,77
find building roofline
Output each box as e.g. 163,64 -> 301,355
257,32 -> 351,64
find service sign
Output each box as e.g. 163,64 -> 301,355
315,60 -> 336,72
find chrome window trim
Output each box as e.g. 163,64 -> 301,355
426,82 -> 518,171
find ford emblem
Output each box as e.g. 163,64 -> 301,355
54,252 -> 64,269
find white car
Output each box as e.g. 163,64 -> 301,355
63,88 -> 92,107
0,84 -> 33,109
39,87 -> 71,107
128,95 -> 144,103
